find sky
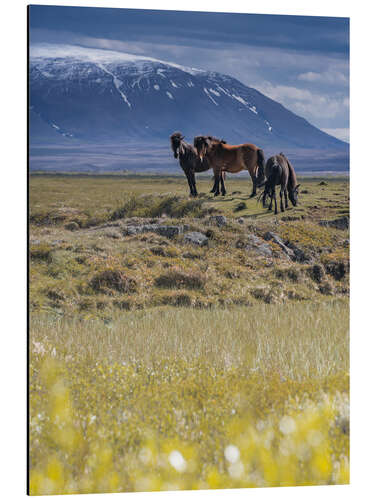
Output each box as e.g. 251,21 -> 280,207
29,5 -> 349,142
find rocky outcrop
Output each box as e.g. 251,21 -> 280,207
184,232 -> 209,247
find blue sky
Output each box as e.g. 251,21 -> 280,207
29,5 -> 349,142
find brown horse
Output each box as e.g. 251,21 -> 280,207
261,153 -> 300,214
194,136 -> 265,197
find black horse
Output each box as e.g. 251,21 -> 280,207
170,132 -> 226,197
261,153 -> 300,214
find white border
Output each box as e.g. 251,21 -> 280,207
1,1 -> 375,499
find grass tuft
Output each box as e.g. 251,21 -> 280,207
89,268 -> 137,294
155,268 -> 206,290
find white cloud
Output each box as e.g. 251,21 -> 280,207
298,70 -> 348,85
322,128 -> 350,143
257,82 -> 349,121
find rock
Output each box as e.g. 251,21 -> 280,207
237,217 -> 245,224
153,225 -> 182,238
343,239 -> 349,248
184,231 -> 209,246
64,221 -> 80,231
319,216 -> 349,230
285,241 -> 313,263
243,234 -> 273,257
247,234 -> 262,245
319,181 -> 328,186
209,215 -> 227,227
123,224 -> 183,238
264,232 -> 294,259
123,225 -> 143,236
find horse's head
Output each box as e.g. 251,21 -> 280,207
194,135 -> 209,162
288,184 -> 301,206
170,131 -> 184,159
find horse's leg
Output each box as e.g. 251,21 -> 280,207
284,189 -> 288,209
280,188 -> 285,212
184,169 -> 195,197
249,170 -> 257,198
274,189 -> 278,215
213,169 -> 221,196
268,190 -> 273,211
191,171 -> 198,197
220,172 -> 226,196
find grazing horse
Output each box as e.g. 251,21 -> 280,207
194,136 -> 265,197
170,132 -> 226,197
261,153 -> 300,214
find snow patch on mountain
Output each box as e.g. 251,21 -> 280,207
265,120 -> 272,132
96,63 -> 131,108
204,88 -> 218,106
209,88 -> 220,97
30,44 -> 205,77
166,91 -> 174,100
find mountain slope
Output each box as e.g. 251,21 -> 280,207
29,44 -> 347,153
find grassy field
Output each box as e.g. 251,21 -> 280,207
29,173 -> 349,494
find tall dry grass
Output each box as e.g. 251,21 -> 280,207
30,300 -> 348,380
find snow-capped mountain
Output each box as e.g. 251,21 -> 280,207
29,44 -> 347,153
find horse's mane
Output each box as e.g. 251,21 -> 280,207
207,135 -> 227,144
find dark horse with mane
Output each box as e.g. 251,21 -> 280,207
170,132 -> 226,197
261,153 -> 300,214
194,135 -> 265,197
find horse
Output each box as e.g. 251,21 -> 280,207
170,132 -> 226,197
261,153 -> 300,214
193,136 -> 266,198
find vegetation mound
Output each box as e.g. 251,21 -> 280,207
155,269 -> 206,290
89,268 -> 137,294
111,194 -> 207,220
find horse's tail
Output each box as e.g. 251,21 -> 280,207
256,148 -> 266,187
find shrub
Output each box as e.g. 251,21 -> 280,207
154,269 -> 206,290
307,264 -> 326,283
275,268 -> 300,282
89,268 -> 137,294
30,244 -> 53,262
111,194 -> 207,220
160,292 -> 193,306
